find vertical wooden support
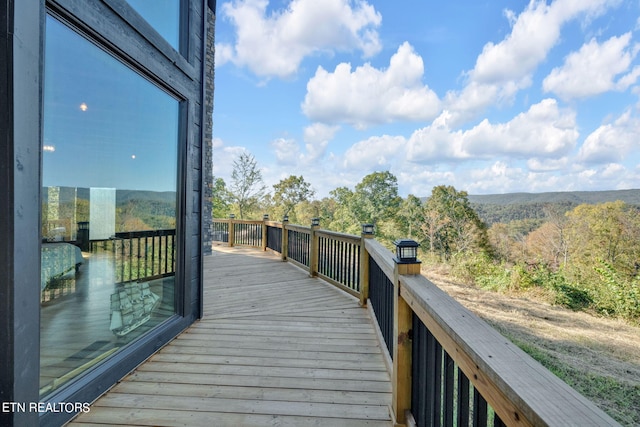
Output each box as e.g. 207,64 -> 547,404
281,220 -> 288,261
262,220 -> 268,251
359,234 -> 372,306
309,223 -> 319,277
228,218 -> 235,247
392,260 -> 420,426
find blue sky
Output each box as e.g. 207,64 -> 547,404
43,15 -> 178,193
212,0 -> 640,198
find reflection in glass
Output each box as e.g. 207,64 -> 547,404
126,0 -> 181,50
40,15 -> 179,397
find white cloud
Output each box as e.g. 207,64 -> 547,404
303,123 -> 339,161
217,0 -> 382,78
543,33 -> 640,99
526,157 -> 569,172
269,123 -> 339,167
444,0 -> 620,125
407,99 -> 578,162
342,135 -> 406,170
271,137 -> 300,165
464,99 -> 578,157
302,42 -> 441,128
212,142 -> 251,177
578,110 -> 640,163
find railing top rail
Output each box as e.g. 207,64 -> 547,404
399,273 -> 619,427
315,229 -> 361,244
114,229 -> 176,238
364,238 -> 395,283
212,218 -> 262,225
286,224 -> 311,233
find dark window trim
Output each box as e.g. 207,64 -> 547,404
103,0 -> 194,68
1,2 -> 44,426
47,0 -> 197,94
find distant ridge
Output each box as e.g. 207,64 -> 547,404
467,189 -> 640,206
464,189 -> 640,225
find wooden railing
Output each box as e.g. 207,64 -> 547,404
211,218 -> 620,427
91,229 -> 176,284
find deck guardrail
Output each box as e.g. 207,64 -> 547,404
91,229 -> 176,284
211,217 -> 620,427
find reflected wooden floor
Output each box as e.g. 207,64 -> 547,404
70,245 -> 392,426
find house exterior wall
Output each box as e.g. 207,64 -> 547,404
203,4 -> 215,256
0,1 -> 214,425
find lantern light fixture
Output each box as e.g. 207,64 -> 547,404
394,239 -> 419,264
311,218 -> 320,227
361,223 -> 374,235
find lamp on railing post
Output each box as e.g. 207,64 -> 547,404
392,238 -> 421,426
262,214 -> 269,252
359,224 -> 375,307
394,239 -> 420,270
309,218 -> 320,277
228,214 -> 235,247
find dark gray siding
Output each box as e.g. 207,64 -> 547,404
0,2 -> 44,426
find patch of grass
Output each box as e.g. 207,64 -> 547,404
508,336 -> 640,426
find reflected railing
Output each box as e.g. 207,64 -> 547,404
91,229 -> 176,284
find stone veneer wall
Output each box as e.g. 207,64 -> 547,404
202,4 -> 215,255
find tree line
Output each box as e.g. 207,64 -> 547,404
213,153 -> 640,322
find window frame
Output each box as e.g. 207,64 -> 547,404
38,1 -> 202,425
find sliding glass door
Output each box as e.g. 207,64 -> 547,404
40,14 -> 180,397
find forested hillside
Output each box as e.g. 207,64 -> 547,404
468,189 -> 640,225
73,188 -> 176,231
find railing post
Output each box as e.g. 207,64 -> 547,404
228,214 -> 235,247
392,240 -> 421,427
281,216 -> 288,261
359,224 -> 374,307
262,214 -> 269,251
309,218 -> 320,277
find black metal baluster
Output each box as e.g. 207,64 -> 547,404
458,369 -> 470,427
443,353 -> 455,427
473,387 -> 488,427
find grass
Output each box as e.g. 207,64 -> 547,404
508,335 -> 640,426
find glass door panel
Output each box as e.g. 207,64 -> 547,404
40,15 -> 180,397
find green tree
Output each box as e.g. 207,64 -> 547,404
353,171 -> 401,228
398,194 -> 424,240
565,201 -> 640,279
212,176 -> 231,218
272,175 -> 315,223
228,152 -> 266,219
328,172 -> 402,238
328,186 -> 359,234
422,185 -> 489,259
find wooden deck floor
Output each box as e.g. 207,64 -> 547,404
69,245 -> 392,426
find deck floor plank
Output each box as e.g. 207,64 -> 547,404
69,245 -> 392,426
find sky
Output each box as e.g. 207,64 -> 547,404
43,15 -> 178,193
212,0 -> 640,198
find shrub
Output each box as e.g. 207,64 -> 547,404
593,261 -> 640,321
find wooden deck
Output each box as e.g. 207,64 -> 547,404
69,245 -> 392,426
